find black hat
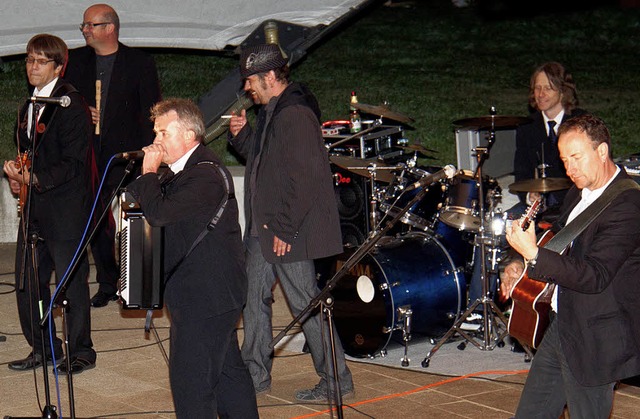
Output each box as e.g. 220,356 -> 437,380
239,44 -> 287,78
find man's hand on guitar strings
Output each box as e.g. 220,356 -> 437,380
506,218 -> 539,261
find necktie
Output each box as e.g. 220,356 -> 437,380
548,120 -> 558,145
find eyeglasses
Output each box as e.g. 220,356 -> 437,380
79,22 -> 111,31
25,57 -> 55,66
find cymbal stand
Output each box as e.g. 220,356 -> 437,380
367,166 -> 380,230
422,108 -> 509,368
271,180 -> 440,415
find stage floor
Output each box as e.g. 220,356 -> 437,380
1,243 -> 639,418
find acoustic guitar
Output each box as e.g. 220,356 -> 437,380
506,198 -> 557,349
15,151 -> 31,215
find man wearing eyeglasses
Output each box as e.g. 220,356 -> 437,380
65,3 -> 162,309
3,34 -> 96,374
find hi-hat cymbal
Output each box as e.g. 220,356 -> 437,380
399,144 -> 438,155
453,115 -> 531,129
353,103 -> 415,124
330,155 -> 399,183
508,177 -> 573,193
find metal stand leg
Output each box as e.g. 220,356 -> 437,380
398,307 -> 413,367
322,296 -> 344,419
144,309 -> 169,366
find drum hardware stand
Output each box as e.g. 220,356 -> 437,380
326,119 -> 382,156
271,167 -> 456,415
422,108 -> 512,368
365,163 -> 405,231
380,305 -> 413,365
398,307 -> 413,367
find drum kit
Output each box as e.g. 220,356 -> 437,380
319,104 -> 572,367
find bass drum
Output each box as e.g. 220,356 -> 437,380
325,232 -> 465,358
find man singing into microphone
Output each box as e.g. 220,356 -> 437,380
125,98 -> 258,417
3,34 -> 96,374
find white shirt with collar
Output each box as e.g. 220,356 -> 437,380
551,165 -> 621,312
542,109 -> 565,136
168,143 -> 199,175
27,77 -> 58,137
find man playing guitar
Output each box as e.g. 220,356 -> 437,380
501,114 -> 640,418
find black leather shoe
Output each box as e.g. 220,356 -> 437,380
8,352 -> 62,371
91,290 -> 118,308
511,340 -> 525,353
56,357 -> 95,375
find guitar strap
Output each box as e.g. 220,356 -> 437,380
164,160 -> 232,283
544,178 -> 640,253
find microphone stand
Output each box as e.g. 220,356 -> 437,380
12,100 -> 59,419
421,107 -> 513,368
6,159 -> 136,419
271,177 -> 442,417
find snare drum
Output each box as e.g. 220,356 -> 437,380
323,232 -> 465,358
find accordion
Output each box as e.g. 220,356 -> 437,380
118,191 -> 164,310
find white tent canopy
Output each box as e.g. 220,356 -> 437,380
0,0 -> 367,57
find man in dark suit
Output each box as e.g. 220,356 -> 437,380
502,114 -> 640,417
3,34 -> 96,374
513,62 -> 586,213
228,44 -> 354,402
65,3 -> 162,308
125,98 -> 258,418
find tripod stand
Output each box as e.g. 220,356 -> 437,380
5,155 -> 136,419
421,114 -> 512,368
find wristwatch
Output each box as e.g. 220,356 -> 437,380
527,250 -> 539,268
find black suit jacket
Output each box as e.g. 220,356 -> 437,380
530,169 -> 640,386
513,108 -> 587,205
126,144 -> 247,317
229,83 -> 343,264
17,78 -> 93,240
65,43 -> 161,180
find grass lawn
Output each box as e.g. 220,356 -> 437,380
1,0 -> 639,166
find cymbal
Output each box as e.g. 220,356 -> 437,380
508,178 -> 573,193
330,155 -> 398,183
453,115 -> 531,129
353,103 -> 415,124
399,144 -> 438,155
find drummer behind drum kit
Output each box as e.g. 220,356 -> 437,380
320,104 -> 573,367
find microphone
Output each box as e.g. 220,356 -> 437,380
30,95 -> 71,107
404,164 -> 457,192
114,150 -> 145,159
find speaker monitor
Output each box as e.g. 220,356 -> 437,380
330,164 -> 370,247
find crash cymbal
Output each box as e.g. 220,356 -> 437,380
329,155 -> 398,183
453,115 -> 531,129
353,103 -> 415,124
508,177 -> 573,193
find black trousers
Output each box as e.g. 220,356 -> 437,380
515,314 -> 614,418
15,228 -> 95,362
169,306 -> 258,418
